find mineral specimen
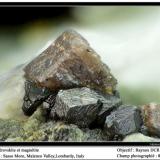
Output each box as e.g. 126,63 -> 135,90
22,81 -> 53,116
82,128 -> 107,141
51,123 -> 85,142
104,105 -> 142,139
1,29 -> 158,142
23,29 -> 117,116
51,87 -> 122,128
51,87 -> 103,128
95,93 -> 122,127
0,119 -> 24,141
141,103 -> 160,137
123,133 -> 160,142
42,94 -> 58,116
0,108 -> 107,142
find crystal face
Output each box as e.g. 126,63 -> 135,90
23,30 -> 117,116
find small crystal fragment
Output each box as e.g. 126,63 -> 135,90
104,105 -> 142,139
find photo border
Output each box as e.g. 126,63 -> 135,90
0,2 -> 159,146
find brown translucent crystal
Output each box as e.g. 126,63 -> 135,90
24,29 -> 117,95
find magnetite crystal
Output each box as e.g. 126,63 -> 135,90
50,87 -> 122,128
51,87 -> 103,128
23,29 -> 117,115
23,81 -> 52,115
95,93 -> 122,127
104,105 -> 142,139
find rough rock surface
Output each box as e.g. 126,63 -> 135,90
22,81 -> 53,116
95,93 -> 122,127
0,108 -> 107,142
42,94 -> 57,116
51,87 -> 122,128
24,30 -> 117,94
123,133 -> 160,142
104,105 -> 142,139
141,103 -> 160,137
23,29 -> 117,115
0,119 -> 24,141
51,87 -> 103,128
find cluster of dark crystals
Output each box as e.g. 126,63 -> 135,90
50,87 -> 121,128
22,30 -> 144,141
